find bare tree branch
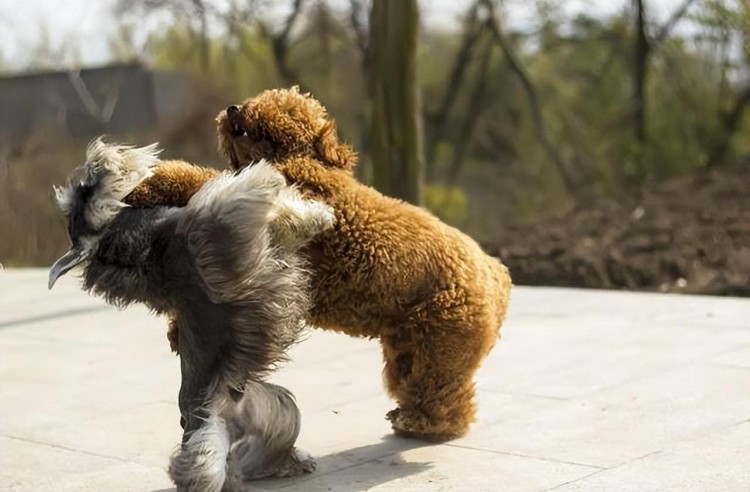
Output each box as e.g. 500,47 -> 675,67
653,0 -> 702,46
633,0 -> 649,178
632,0 -> 700,182
445,31 -> 493,186
426,1 -> 484,167
258,0 -> 307,88
707,85 -> 750,168
481,0 -> 578,197
190,0 -> 210,73
220,0 -> 266,71
281,0 -> 306,42
349,0 -> 369,62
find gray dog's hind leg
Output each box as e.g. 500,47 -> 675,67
223,381 -> 316,484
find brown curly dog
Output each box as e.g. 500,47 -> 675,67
126,88 -> 512,441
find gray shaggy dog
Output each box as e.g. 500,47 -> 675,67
49,139 -> 333,491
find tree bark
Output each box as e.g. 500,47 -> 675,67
633,0 -> 650,168
369,0 -> 424,205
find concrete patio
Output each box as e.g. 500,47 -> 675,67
0,268 -> 748,491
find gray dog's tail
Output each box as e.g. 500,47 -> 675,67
168,380 -> 311,491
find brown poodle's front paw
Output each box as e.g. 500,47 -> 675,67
387,407 -> 431,440
387,407 -> 468,442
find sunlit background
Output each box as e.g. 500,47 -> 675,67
0,0 -> 747,296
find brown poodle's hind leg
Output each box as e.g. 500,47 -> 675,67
382,305 -> 497,441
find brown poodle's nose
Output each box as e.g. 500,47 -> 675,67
227,105 -> 240,114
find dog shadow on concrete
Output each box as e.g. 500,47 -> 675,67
151,434 -> 434,491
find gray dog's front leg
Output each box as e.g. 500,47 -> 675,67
170,319 -> 232,492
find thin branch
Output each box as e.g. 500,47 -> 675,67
280,0 -> 305,43
445,31 -> 493,186
631,0 -> 700,183
633,0 -> 649,161
349,0 -> 369,60
426,1 -> 483,165
481,0 -> 578,197
349,0 -> 371,97
258,0 -> 307,88
707,85 -> 750,168
653,0 -> 701,46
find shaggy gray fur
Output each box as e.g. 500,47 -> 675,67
50,141 -> 332,491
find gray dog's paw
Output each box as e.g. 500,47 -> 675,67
271,448 -> 316,478
294,447 -> 317,474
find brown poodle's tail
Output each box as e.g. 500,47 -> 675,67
490,259 -> 513,339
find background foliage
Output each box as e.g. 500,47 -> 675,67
1,0 -> 748,278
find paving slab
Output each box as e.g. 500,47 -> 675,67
0,269 -> 748,491
554,421 -> 750,492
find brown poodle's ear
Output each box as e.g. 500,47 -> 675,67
315,119 -> 357,171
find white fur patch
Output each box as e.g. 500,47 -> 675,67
185,159 -> 286,215
169,411 -> 230,492
269,188 -> 335,251
54,137 -> 161,229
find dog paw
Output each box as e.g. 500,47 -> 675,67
387,407 -> 420,427
262,448 -> 316,478
293,447 -> 317,474
387,407 -> 422,437
387,407 -> 464,441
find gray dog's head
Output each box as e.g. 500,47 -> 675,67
49,138 -> 160,289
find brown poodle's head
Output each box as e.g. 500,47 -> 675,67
216,87 -> 356,172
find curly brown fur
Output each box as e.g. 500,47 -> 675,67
126,159 -> 221,208
130,88 -> 512,441
218,87 -> 356,172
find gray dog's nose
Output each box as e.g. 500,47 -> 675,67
227,105 -> 240,114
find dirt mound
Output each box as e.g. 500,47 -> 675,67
489,169 -> 750,296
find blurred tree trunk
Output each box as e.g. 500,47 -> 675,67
258,0 -> 307,89
191,0 -> 210,74
369,0 -> 424,205
633,0 -> 649,180
632,0 -> 700,183
349,0 -> 374,182
707,86 -> 750,168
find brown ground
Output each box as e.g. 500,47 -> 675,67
487,168 -> 750,297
